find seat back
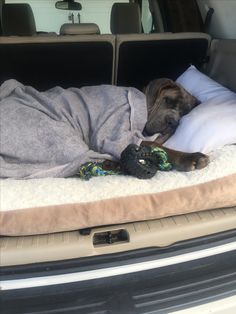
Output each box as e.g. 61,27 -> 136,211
2,3 -> 36,36
0,32 -> 212,91
110,3 -> 142,34
115,33 -> 211,90
0,35 -> 115,90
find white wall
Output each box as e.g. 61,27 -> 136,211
6,0 -> 129,34
197,0 -> 236,39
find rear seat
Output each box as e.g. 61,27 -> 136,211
0,33 -> 211,91
2,3 -> 37,36
1,3 -> 56,37
115,33 -> 211,89
0,35 -> 115,90
110,2 -> 142,34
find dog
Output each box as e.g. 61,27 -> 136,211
105,78 -> 209,173
0,78 -> 210,179
142,78 -> 209,171
104,78 -> 209,171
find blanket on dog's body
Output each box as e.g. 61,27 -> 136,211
0,80 -> 157,179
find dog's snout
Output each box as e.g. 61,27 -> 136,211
165,116 -> 179,129
143,125 -> 153,136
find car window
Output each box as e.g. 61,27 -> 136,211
5,0 -> 153,34
4,0 -> 236,38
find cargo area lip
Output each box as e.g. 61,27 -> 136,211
1,240 -> 236,291
2,207 -> 236,268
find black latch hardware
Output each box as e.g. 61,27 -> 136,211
93,229 -> 129,246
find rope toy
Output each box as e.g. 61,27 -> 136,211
77,162 -> 119,180
77,144 -> 172,180
120,144 -> 172,179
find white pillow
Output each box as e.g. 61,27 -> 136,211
176,65 -> 234,102
163,66 -> 236,154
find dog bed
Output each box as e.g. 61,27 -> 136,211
1,70 -> 236,236
1,144 -> 236,236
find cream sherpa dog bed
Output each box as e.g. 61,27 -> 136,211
1,145 -> 236,236
1,67 -> 236,236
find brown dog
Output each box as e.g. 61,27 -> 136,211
144,78 -> 200,142
104,78 -> 209,173
141,78 -> 209,171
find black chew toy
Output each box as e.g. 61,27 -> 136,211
120,144 -> 159,179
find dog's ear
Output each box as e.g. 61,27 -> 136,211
145,78 -> 176,111
142,85 -> 147,94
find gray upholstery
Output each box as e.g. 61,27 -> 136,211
2,3 -> 36,36
110,3 -> 142,34
206,39 -> 236,92
60,23 -> 100,35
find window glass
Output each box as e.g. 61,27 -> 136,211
6,0 -> 130,34
141,0 -> 152,34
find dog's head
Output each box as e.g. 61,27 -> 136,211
144,78 -> 200,143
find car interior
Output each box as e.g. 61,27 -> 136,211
0,1 -> 236,312
0,0 -> 236,263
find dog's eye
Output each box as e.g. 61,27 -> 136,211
164,97 -> 175,108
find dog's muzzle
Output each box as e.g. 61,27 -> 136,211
165,116 -> 179,130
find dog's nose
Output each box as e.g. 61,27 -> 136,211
165,116 -> 179,129
143,125 -> 153,136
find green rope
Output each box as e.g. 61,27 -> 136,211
77,162 -> 119,180
150,147 -> 172,171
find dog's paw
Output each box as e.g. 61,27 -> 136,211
176,152 -> 210,172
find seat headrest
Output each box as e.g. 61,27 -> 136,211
2,3 -> 36,36
110,3 -> 142,34
60,23 -> 100,35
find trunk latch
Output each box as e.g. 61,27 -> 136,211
93,229 -> 129,246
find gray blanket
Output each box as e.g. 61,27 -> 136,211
0,80 -> 157,179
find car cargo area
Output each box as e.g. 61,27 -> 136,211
0,1 -> 236,313
0,33 -> 236,265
